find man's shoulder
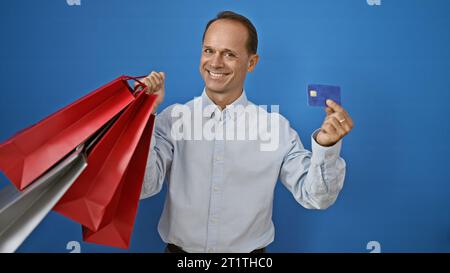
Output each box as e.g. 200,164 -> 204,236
160,96 -> 200,113
157,97 -> 198,124
245,100 -> 290,125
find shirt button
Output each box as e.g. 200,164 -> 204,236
208,248 -> 214,253
210,217 -> 218,224
213,186 -> 220,192
215,156 -> 223,161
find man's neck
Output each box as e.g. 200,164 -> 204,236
205,88 -> 243,110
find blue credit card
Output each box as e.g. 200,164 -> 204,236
307,84 -> 341,107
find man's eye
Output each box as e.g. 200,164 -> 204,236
204,49 -> 213,54
225,53 -> 236,57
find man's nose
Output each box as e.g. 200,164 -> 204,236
210,53 -> 224,68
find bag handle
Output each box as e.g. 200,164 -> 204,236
122,75 -> 148,93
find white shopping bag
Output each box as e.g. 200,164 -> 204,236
0,145 -> 87,253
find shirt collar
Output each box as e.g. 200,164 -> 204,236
201,88 -> 249,120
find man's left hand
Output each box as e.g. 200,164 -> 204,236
316,99 -> 354,147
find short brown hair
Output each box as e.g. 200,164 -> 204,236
202,11 -> 258,55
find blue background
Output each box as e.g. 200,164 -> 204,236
1,0 -> 449,253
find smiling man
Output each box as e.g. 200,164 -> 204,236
199,15 -> 259,110
139,11 -> 354,253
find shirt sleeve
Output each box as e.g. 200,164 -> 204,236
140,107 -> 175,199
278,127 -> 346,209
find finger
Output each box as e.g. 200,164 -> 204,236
147,71 -> 156,81
141,78 -> 149,88
341,120 -> 352,133
325,107 -> 333,116
329,112 -> 346,124
144,78 -> 156,92
328,116 -> 347,136
143,77 -> 151,88
148,77 -> 158,90
336,108 -> 353,129
333,114 -> 352,133
344,112 -> 354,129
322,122 -> 337,135
146,71 -> 156,82
155,77 -> 163,89
155,72 -> 165,82
140,78 -> 151,93
328,100 -> 353,128
326,99 -> 344,113
153,72 -> 162,81
150,74 -> 161,87
160,72 -> 165,80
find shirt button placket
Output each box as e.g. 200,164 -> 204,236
206,133 -> 224,252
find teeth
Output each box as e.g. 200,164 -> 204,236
208,70 -> 227,79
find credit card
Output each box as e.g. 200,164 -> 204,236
307,84 -> 341,107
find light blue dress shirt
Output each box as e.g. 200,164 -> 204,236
140,90 -> 346,253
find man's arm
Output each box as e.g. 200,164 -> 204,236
278,100 -> 353,209
278,127 -> 346,209
140,108 -> 174,199
137,71 -> 174,199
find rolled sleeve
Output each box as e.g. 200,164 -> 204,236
310,129 -> 342,165
279,127 -> 346,210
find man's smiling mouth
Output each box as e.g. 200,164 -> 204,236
206,69 -> 230,80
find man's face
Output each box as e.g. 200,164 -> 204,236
200,19 -> 258,95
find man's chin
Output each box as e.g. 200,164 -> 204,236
205,84 -> 229,94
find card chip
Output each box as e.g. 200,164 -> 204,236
307,84 -> 341,107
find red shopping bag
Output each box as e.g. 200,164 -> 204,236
53,91 -> 157,231
82,114 -> 155,249
0,76 -> 136,191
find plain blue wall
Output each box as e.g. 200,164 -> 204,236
0,0 -> 449,252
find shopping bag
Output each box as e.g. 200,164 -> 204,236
0,75 -> 136,191
53,91 -> 158,231
82,114 -> 155,248
0,144 -> 87,253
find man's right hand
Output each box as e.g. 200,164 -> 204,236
138,71 -> 165,113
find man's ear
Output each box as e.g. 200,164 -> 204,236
247,54 -> 259,72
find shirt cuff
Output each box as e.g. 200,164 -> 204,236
310,129 -> 342,165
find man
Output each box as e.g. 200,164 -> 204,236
139,11 -> 354,253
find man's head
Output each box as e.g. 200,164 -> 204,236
199,11 -> 259,97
